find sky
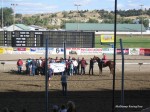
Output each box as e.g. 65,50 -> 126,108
1,0 -> 150,14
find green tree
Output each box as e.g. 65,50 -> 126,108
0,7 -> 13,26
62,11 -> 68,18
87,18 -> 99,23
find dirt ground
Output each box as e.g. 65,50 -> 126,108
0,54 -> 150,112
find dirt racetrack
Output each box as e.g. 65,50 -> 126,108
0,54 -> 150,112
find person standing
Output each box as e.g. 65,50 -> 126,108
76,57 -> 80,75
17,58 -> 23,74
61,68 -> 68,96
80,57 -> 87,75
89,58 -> 94,75
69,61 -> 74,76
73,58 -> 78,75
30,58 -> 37,76
48,64 -> 54,87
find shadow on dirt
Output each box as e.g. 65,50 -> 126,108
0,89 -> 149,112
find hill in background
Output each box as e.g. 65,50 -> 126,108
15,9 -> 150,29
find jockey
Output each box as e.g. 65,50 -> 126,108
102,53 -> 108,64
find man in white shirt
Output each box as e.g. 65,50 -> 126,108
73,58 -> 78,75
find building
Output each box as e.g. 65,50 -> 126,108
65,23 -> 146,32
4,24 -> 30,31
29,25 -> 47,31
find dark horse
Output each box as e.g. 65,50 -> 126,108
93,56 -> 114,75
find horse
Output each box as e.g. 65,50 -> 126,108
93,56 -> 114,75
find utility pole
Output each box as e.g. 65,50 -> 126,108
11,3 -> 18,31
74,4 -> 81,31
140,5 -> 143,38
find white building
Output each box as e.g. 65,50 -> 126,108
3,24 -> 30,31
29,25 -> 47,31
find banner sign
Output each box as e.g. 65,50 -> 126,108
4,47 -> 13,54
51,48 -> 64,54
139,48 -> 145,55
30,48 -> 36,52
36,48 -> 45,54
0,48 -> 5,54
17,48 -> 26,51
80,48 -> 102,55
129,48 -> 140,55
102,48 -> 114,54
66,48 -> 80,55
144,49 -> 150,56
139,48 -> 150,56
116,49 -> 129,55
50,63 -> 65,73
100,35 -> 114,43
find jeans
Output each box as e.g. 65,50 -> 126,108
81,67 -> 85,75
32,66 -> 36,76
18,66 -> 22,74
89,66 -> 93,75
73,66 -> 77,74
70,69 -> 73,75
61,82 -> 67,96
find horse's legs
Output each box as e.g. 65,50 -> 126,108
109,65 -> 114,75
99,64 -> 102,75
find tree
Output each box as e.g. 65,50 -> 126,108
146,8 -> 150,16
0,7 -> 13,26
62,11 -> 68,18
87,18 -> 99,23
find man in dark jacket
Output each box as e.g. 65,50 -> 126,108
80,57 -> 87,75
89,58 -> 94,75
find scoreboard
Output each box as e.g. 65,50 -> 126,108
12,37 -> 26,47
1,31 -> 95,48
11,31 -> 42,47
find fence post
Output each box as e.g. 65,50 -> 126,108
45,37 -> 49,112
1,62 -> 5,71
120,39 -> 125,110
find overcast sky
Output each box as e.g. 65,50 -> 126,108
2,0 -> 150,14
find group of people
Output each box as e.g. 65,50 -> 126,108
52,100 -> 76,112
16,54 -> 108,76
2,100 -> 76,112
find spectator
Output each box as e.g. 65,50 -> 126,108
41,59 -> 46,75
26,58 -> 32,75
67,101 -> 76,112
73,58 -> 78,75
17,58 -> 23,74
55,57 -> 60,63
61,68 -> 68,96
69,61 -> 74,76
52,105 -> 59,112
76,57 -> 80,75
80,57 -> 87,75
48,64 -> 54,87
65,60 -> 70,76
89,58 -> 94,75
36,57 -> 43,75
30,58 -> 37,76
59,104 -> 67,112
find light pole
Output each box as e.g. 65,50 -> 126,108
140,5 -> 143,38
1,0 -> 3,29
74,4 -> 81,31
11,3 -> 18,31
